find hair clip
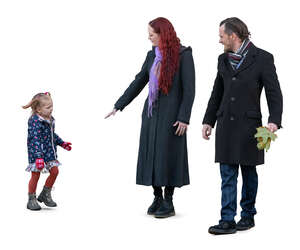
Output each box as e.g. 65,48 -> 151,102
44,92 -> 50,95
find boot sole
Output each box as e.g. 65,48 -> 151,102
236,225 -> 255,231
37,198 -> 57,207
27,206 -> 41,211
208,229 -> 237,235
154,212 -> 175,218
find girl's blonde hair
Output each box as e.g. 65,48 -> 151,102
22,92 -> 52,114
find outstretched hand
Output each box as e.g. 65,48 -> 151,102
105,108 -> 118,119
61,142 -> 72,151
173,121 -> 188,136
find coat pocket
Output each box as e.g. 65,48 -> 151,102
245,111 -> 262,137
246,110 -> 262,119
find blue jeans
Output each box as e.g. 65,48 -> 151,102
220,164 -> 258,222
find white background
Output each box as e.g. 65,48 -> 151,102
0,0 -> 298,249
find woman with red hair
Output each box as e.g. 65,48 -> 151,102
106,17 -> 195,218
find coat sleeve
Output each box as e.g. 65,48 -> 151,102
261,54 -> 283,128
177,50 -> 196,124
29,120 -> 44,159
202,66 -> 224,128
114,51 -> 151,111
54,132 -> 64,146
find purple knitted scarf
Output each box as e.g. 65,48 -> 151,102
148,46 -> 162,117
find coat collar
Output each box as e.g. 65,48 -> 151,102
220,43 -> 258,76
32,114 -> 55,125
151,45 -> 191,55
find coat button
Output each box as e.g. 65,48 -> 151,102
232,77 -> 237,81
230,116 -> 235,121
231,97 -> 236,101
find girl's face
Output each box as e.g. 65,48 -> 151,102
37,98 -> 53,119
148,25 -> 160,47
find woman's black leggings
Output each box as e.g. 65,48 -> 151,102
153,186 -> 175,197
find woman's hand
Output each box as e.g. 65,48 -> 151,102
202,124 -> 212,140
173,121 -> 188,136
105,108 -> 118,119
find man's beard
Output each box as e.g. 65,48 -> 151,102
223,44 -> 232,53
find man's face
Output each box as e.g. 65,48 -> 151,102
219,24 -> 234,52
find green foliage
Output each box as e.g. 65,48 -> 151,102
254,127 -> 277,152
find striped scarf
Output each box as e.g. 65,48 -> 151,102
228,39 -> 251,70
148,46 -> 162,117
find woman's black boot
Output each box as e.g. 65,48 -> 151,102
154,186 -> 175,218
147,186 -> 163,215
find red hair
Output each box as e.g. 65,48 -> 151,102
149,17 -> 180,94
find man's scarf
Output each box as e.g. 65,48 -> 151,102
228,38 -> 251,70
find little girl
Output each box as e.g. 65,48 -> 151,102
23,92 -> 72,211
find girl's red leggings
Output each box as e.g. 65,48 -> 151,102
28,166 -> 59,194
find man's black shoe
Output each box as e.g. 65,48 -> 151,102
236,217 -> 255,231
208,221 -> 237,235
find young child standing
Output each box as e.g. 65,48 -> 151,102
23,92 -> 72,211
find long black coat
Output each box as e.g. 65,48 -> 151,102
203,43 -> 283,166
115,46 -> 195,187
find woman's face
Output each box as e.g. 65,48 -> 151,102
148,25 -> 160,46
37,98 -> 53,119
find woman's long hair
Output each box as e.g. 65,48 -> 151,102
149,17 -> 180,94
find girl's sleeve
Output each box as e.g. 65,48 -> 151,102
29,120 -> 44,159
54,132 -> 64,146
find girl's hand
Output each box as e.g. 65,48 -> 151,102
105,108 -> 118,119
61,142 -> 72,151
35,158 -> 45,170
173,121 -> 188,136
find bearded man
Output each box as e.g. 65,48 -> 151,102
202,17 -> 283,235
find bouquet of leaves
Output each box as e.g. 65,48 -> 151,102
254,127 -> 277,152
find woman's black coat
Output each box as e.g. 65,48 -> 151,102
203,43 -> 283,166
115,46 -> 195,187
